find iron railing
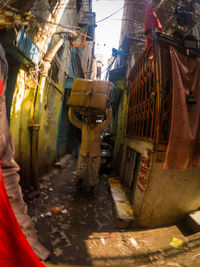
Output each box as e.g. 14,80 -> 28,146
126,48 -> 157,141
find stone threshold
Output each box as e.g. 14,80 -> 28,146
108,177 -> 134,228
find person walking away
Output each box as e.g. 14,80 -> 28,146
69,106 -> 112,192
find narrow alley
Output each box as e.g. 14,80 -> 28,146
27,155 -> 200,267
1,0 -> 200,266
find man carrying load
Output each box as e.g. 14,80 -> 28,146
69,104 -> 112,193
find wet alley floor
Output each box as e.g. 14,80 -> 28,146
26,155 -> 200,267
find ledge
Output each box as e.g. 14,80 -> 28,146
108,177 -> 134,228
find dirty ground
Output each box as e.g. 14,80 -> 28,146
27,155 -> 200,267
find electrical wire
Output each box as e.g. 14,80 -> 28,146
103,57 -> 116,80
30,3 -> 126,29
4,0 -> 169,31
95,5 -> 125,25
5,0 -> 174,79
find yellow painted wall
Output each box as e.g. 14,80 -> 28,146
10,68 -> 37,187
37,78 -> 63,175
10,68 -> 64,186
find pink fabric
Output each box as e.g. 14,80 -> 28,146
144,2 -> 162,33
163,46 -> 200,170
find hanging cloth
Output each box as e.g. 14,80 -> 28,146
163,46 -> 200,170
144,1 -> 162,59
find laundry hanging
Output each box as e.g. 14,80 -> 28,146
163,46 -> 200,170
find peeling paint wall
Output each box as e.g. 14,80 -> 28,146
139,152 -> 200,227
6,0 -> 94,188
10,68 -> 36,187
123,138 -> 200,228
37,78 -> 63,175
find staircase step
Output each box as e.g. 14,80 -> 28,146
108,177 -> 134,229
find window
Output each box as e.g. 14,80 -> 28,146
127,49 -> 156,140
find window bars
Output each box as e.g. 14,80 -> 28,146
127,48 -> 157,141
126,38 -> 172,144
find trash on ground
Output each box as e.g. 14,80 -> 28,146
129,237 -> 140,249
49,187 -> 53,192
100,237 -> 106,245
51,205 -> 65,213
53,248 -> 63,257
80,221 -> 86,225
166,262 -> 181,267
60,231 -> 72,246
192,252 -> 200,259
40,184 -> 46,189
32,217 -> 38,223
45,211 -> 52,217
52,238 -> 60,246
61,209 -> 68,214
170,237 -> 183,249
51,227 -> 59,234
110,234 -> 115,238
95,218 -> 107,231
44,195 -> 49,200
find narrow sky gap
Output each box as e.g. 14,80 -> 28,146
93,0 -> 124,73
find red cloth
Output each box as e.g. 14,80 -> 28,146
0,80 -> 3,96
144,2 -> 162,33
145,1 -> 162,58
0,165 -> 45,267
163,47 -> 200,170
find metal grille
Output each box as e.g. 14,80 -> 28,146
126,49 -> 156,141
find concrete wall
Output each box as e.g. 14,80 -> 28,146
123,138 -> 200,228
139,152 -> 200,227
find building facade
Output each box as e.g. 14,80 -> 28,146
1,0 -> 95,189
110,0 -> 200,227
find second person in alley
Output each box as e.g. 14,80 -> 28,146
69,105 -> 112,193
